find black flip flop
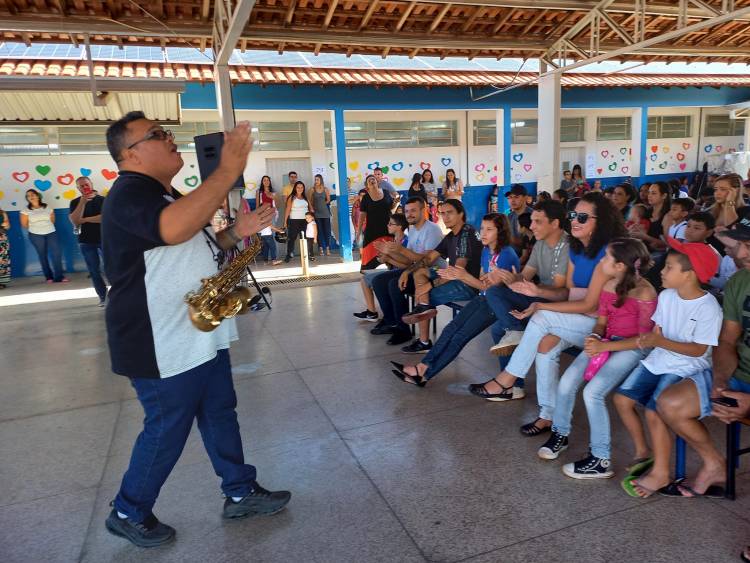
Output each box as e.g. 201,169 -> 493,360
390,361 -> 404,372
391,369 -> 426,387
659,480 -> 725,498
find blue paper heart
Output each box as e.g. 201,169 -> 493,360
391,162 -> 404,171
366,161 -> 380,170
649,154 -> 657,161
34,179 -> 52,191
80,168 -> 92,176
512,153 -> 524,162
441,157 -> 452,166
703,144 -> 713,153
740,143 -> 745,151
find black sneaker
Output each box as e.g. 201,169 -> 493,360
402,304 -> 438,325
354,310 -> 379,322
105,508 -> 176,548
387,330 -> 413,345
562,454 -> 614,479
371,321 -> 396,335
537,431 -> 569,460
401,339 -> 433,354
222,482 -> 291,519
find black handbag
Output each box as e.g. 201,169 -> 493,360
274,229 -> 288,244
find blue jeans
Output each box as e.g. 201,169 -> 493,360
422,295 -> 495,380
505,310 -> 597,420
28,231 -> 63,281
114,349 -> 256,523
79,243 -> 107,301
261,235 -> 277,261
485,284 -> 546,371
372,269 -> 414,330
315,217 -> 332,252
552,347 -> 646,459
428,279 -> 477,305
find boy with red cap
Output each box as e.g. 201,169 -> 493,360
614,237 -> 723,498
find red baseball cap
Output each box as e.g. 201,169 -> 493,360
666,237 -> 720,284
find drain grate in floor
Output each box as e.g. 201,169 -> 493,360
253,273 -> 347,287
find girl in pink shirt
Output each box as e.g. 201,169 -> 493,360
536,238 -> 657,480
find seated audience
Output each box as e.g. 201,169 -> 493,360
625,203 -> 650,233
664,198 -> 695,242
709,173 -> 746,229
506,184 -> 533,255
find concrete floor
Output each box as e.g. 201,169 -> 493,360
1,275 -> 749,563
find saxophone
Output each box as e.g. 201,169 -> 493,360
185,234 -> 263,332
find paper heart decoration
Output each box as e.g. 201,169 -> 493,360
380,166 -> 389,174
101,169 -> 118,181
35,165 -> 51,176
619,147 -> 627,155
475,172 -> 486,182
34,179 -> 52,191
662,146 -> 669,153
391,161 -> 404,171
596,168 -> 603,175
703,144 -> 713,153
474,163 -> 486,172
675,153 -> 685,161
650,145 -> 658,153
12,171 -> 29,183
80,168 -> 92,177
600,150 -> 609,158
329,162 -> 335,169
681,142 -> 690,150
512,153 -> 524,162
62,189 -> 77,200
490,175 -> 497,183
658,162 -> 667,169
649,154 -> 658,162
441,157 -> 452,166
715,145 -> 723,152
608,162 -> 617,171
57,173 -> 74,185
367,161 -> 380,170
621,166 -> 629,174
348,161 -> 359,171
184,176 -> 199,188
419,161 -> 431,170
523,164 -> 533,172
514,173 -> 522,181
493,166 -> 497,171
393,178 -> 405,187
679,163 -> 687,171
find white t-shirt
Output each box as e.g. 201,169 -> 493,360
668,220 -> 687,241
21,206 -> 56,235
289,197 -> 308,220
305,221 -> 316,239
641,288 -> 722,377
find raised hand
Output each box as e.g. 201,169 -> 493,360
217,121 -> 253,180
234,202 -> 274,238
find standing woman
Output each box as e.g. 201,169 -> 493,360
422,169 -> 438,221
356,174 -> 393,271
443,169 -> 464,201
709,172 -> 745,229
257,175 -> 275,207
309,174 -> 332,256
408,172 -> 430,221
0,207 -> 10,288
283,181 -> 310,263
572,164 -> 588,196
20,189 -> 67,283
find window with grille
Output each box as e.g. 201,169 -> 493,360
511,119 -> 538,144
0,127 -> 52,155
647,115 -> 692,139
325,120 -> 458,149
704,114 -> 745,137
597,116 -> 632,141
473,119 -> 496,146
560,117 -> 585,142
253,121 -> 309,151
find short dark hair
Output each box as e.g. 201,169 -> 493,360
689,210 -> 716,230
405,196 -> 425,208
518,212 -> 532,230
533,199 -> 567,230
288,170 -> 298,177
671,198 -> 695,214
667,249 -> 694,276
390,213 -> 408,231
442,198 -> 465,222
106,111 -> 146,164
374,167 -> 383,173
305,211 -> 315,217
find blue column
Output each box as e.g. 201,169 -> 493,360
502,105 -> 512,213
639,105 -> 649,185
333,108 -> 353,261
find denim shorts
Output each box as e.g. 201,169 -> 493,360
616,363 -> 714,419
362,267 -> 389,289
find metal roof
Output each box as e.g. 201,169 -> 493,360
2,1 -> 750,63
2,58 -> 749,89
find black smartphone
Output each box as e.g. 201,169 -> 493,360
711,397 -> 739,408
194,132 -> 245,188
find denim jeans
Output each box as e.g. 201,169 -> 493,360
28,231 -> 63,281
484,284 -> 546,372
422,295 -> 495,380
261,234 -> 277,261
315,217 -> 332,252
114,350 -> 256,523
552,347 -> 646,459
428,279 -> 477,305
79,243 -> 107,301
505,310 -> 597,420
372,269 -> 415,330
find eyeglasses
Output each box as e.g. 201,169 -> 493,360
568,211 -> 597,224
125,129 -> 174,151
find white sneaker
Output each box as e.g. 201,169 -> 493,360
489,330 -> 524,356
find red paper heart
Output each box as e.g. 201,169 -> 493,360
596,168 -> 603,175
682,142 -> 691,150
102,169 -> 118,181
57,173 -> 74,185
676,153 -> 685,161
650,145 -> 658,153
600,150 -> 609,158
679,163 -> 686,170
12,171 -> 29,183
419,161 -> 431,170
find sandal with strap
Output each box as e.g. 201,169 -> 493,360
468,377 -> 520,402
520,418 -> 552,437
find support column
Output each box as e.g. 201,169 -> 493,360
744,116 -> 750,155
536,62 -> 561,194
332,108 -> 353,262
497,107 -> 509,213
214,64 -> 236,131
633,106 -> 648,183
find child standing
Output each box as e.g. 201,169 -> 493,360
304,211 -> 318,262
614,238 -> 721,497
537,238 -> 657,479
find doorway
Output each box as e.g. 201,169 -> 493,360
560,147 -> 585,176
265,157 -> 313,191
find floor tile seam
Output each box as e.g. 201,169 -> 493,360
292,349 -> 426,371
0,398 -> 125,425
337,401 -> 489,434
76,398 -> 124,563
0,485 -> 101,510
447,498 -> 664,563
707,497 -> 750,523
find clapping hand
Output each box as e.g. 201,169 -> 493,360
638,326 -> 663,350
509,301 -> 538,320
234,202 -> 274,238
508,278 -> 540,297
437,265 -> 466,281
218,121 -> 253,179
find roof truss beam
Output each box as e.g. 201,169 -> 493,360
214,0 -> 258,66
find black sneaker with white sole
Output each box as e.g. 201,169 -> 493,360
537,431 -> 569,460
401,339 -> 433,354
562,454 -> 614,479
105,508 -> 176,548
222,482 -> 291,519
353,310 -> 379,322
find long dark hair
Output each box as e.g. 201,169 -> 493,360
422,169 -> 434,184
26,189 -> 47,210
445,168 -> 457,187
607,237 -> 652,307
288,180 -> 306,200
482,213 -> 511,254
260,175 -> 273,193
409,172 -> 423,190
649,182 -> 672,223
569,192 -> 626,258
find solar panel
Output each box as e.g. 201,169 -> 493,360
164,47 -> 215,63
359,54 -> 431,69
235,50 -> 308,66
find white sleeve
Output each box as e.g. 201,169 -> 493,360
651,291 -> 668,326
690,298 -> 722,346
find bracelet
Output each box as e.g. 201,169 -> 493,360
588,333 -> 602,340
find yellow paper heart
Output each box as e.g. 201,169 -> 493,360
393,178 -> 405,186
62,189 -> 77,200
662,146 -> 670,153
348,161 -> 359,171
